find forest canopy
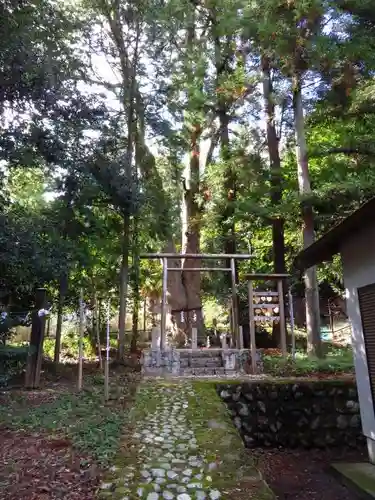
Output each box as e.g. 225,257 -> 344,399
1,0 -> 374,358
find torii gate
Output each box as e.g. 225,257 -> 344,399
140,253 -> 253,349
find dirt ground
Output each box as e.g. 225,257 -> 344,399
254,446 -> 366,500
0,361 -> 141,500
0,430 -> 99,500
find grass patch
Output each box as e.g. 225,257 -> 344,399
0,370 -> 140,466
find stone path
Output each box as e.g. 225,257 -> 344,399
99,380 -> 274,500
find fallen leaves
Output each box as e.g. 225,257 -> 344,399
0,364 -> 141,499
0,430 -> 99,500
253,446 -> 366,500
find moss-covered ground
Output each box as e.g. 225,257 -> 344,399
99,379 -> 274,499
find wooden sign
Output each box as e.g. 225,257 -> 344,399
252,289 -> 280,323
254,316 -> 280,322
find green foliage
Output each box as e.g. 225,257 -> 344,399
44,332 -> 95,362
0,345 -> 30,386
0,206 -> 72,298
263,347 -> 354,377
2,0 -> 375,350
0,0 -> 82,111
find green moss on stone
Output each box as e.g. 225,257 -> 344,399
99,379 -> 275,499
332,462 -> 375,497
189,380 -> 275,498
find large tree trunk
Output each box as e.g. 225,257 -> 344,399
215,31 -> 238,338
292,72 -> 322,358
175,13 -> 205,344
181,122 -> 204,342
104,1 -> 139,360
183,232 -> 205,342
262,55 -> 286,347
131,212 -> 140,353
165,241 -> 188,345
118,214 -> 130,359
54,174 -> 76,365
215,30 -> 236,278
54,274 -> 67,366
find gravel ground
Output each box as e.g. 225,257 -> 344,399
254,446 -> 367,500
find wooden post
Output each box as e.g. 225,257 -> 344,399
143,299 -> 147,336
277,279 -> 287,357
239,326 -> 244,350
94,293 -> 103,370
191,327 -> 198,349
248,281 -> 257,374
46,316 -> 51,338
328,300 -> 334,337
104,299 -> 110,401
221,334 -> 227,350
78,288 -> 84,391
160,257 -> 168,350
25,288 -> 47,388
230,258 -> 239,348
289,289 -> 296,360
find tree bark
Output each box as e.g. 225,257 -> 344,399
93,290 -> 102,369
261,55 -> 286,347
292,72 -> 322,357
165,241 -> 188,344
25,288 -> 47,388
54,274 -> 67,366
54,174 -> 75,366
213,25 -> 237,282
104,0 -> 139,360
131,291 -> 139,353
177,13 -> 205,343
214,29 -> 239,339
181,122 -> 205,341
131,212 -> 140,353
118,214 -> 130,359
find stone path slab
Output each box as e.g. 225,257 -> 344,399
99,380 -> 274,499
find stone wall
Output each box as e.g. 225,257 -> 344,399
141,348 -> 263,376
142,348 -> 180,376
218,381 -> 364,448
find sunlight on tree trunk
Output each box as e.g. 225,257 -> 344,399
293,72 -> 322,358
262,55 -> 286,347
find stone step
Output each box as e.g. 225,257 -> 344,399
180,367 -> 227,376
190,358 -> 223,368
179,350 -> 223,358
180,358 -> 223,368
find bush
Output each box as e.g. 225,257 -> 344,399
0,345 -> 31,386
44,333 -> 95,362
262,347 -> 354,377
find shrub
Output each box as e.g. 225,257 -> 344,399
0,345 -> 31,386
262,347 -> 354,377
44,333 -> 95,362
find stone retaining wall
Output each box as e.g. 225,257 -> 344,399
141,348 -> 263,376
218,381 -> 364,448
